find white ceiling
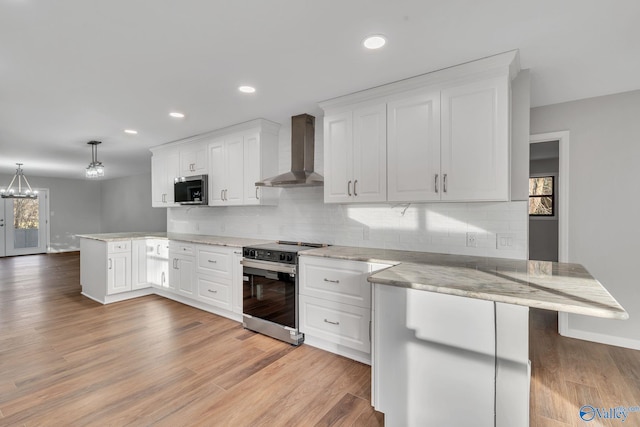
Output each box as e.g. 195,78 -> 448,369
1,0 -> 639,180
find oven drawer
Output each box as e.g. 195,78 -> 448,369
196,246 -> 232,278
299,295 -> 370,353
197,275 -> 232,311
108,240 -> 131,253
299,257 -> 371,308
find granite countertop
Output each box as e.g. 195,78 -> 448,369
300,246 -> 628,320
77,232 -> 272,248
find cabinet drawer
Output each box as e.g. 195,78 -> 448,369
108,240 -> 131,253
196,246 -> 232,278
169,241 -> 194,256
299,257 -> 371,308
299,295 -> 370,353
197,276 -> 232,311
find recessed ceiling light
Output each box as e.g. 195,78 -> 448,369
169,112 -> 185,118
124,129 -> 138,134
238,86 -> 256,94
363,35 -> 386,50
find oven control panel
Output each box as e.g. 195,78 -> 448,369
243,248 -> 296,264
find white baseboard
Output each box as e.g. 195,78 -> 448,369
558,313 -> 640,350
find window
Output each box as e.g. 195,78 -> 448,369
529,176 -> 554,216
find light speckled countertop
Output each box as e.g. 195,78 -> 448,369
76,232 -> 272,248
300,246 -> 628,320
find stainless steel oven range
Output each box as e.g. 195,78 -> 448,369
241,241 -> 325,345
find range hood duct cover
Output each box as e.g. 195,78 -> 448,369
255,113 -> 324,187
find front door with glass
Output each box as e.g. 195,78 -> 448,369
4,190 -> 48,256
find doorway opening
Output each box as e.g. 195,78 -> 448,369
0,189 -> 49,257
529,141 -> 559,261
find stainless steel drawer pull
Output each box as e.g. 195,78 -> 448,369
207,259 -> 217,263
324,278 -> 340,284
324,319 -> 340,326
443,173 -> 448,193
255,186 -> 259,200
354,180 -> 358,197
347,180 -> 352,197
207,289 -> 217,293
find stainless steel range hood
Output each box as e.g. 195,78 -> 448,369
255,113 -> 324,187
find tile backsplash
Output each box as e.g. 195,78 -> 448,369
168,188 -> 528,259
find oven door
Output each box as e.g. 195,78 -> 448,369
241,259 -> 296,329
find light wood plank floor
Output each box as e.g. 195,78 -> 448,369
1,253 -> 639,426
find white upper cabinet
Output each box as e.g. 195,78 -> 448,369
151,147 -> 179,208
324,102 -> 386,203
207,120 -> 280,207
151,118 -> 280,208
179,142 -> 208,176
324,111 -> 353,203
441,77 -> 509,201
387,91 -> 441,202
320,50 -> 519,204
208,135 -> 243,206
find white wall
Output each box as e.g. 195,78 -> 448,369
100,173 -> 166,233
531,89 -> 640,348
168,118 -> 528,260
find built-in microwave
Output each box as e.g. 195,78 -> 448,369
174,175 -> 208,205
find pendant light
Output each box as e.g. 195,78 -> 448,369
0,163 -> 38,199
86,140 -> 105,179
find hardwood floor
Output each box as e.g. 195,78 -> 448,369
0,253 -> 382,426
530,309 -> 640,426
1,253 -> 639,426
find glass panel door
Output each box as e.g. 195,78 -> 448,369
5,189 -> 48,256
0,198 -> 5,257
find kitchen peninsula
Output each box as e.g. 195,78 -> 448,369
78,233 -> 626,427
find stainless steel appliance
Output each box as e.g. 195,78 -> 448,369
241,241 -> 325,345
174,175 -> 208,205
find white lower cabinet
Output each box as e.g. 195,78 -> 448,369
197,275 -> 232,311
298,256 -> 390,363
107,241 -> 132,295
169,242 -> 195,297
147,239 -> 169,289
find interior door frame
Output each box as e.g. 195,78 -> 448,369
529,131 -> 569,263
530,131 -> 570,335
0,198 -> 5,257
4,188 -> 50,256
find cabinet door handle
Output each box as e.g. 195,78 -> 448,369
347,180 -> 352,197
435,174 -> 439,193
443,173 -> 448,193
324,319 -> 340,326
156,244 -> 161,255
220,189 -> 224,201
324,278 -> 340,284
354,180 -> 358,197
161,271 -> 165,286
108,258 -> 112,269
255,186 -> 259,200
224,189 -> 228,201
207,259 -> 217,263
207,289 -> 218,294
162,193 -> 166,203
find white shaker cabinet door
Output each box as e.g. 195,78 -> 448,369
441,76 -> 509,201
225,135 -> 244,205
208,140 -> 226,206
323,111 -> 353,203
352,103 -> 387,203
387,90 -> 441,202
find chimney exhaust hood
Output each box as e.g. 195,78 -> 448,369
255,113 -> 323,187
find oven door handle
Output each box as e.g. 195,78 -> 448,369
241,258 -> 296,274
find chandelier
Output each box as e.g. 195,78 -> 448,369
86,140 -> 105,178
1,163 -> 38,199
